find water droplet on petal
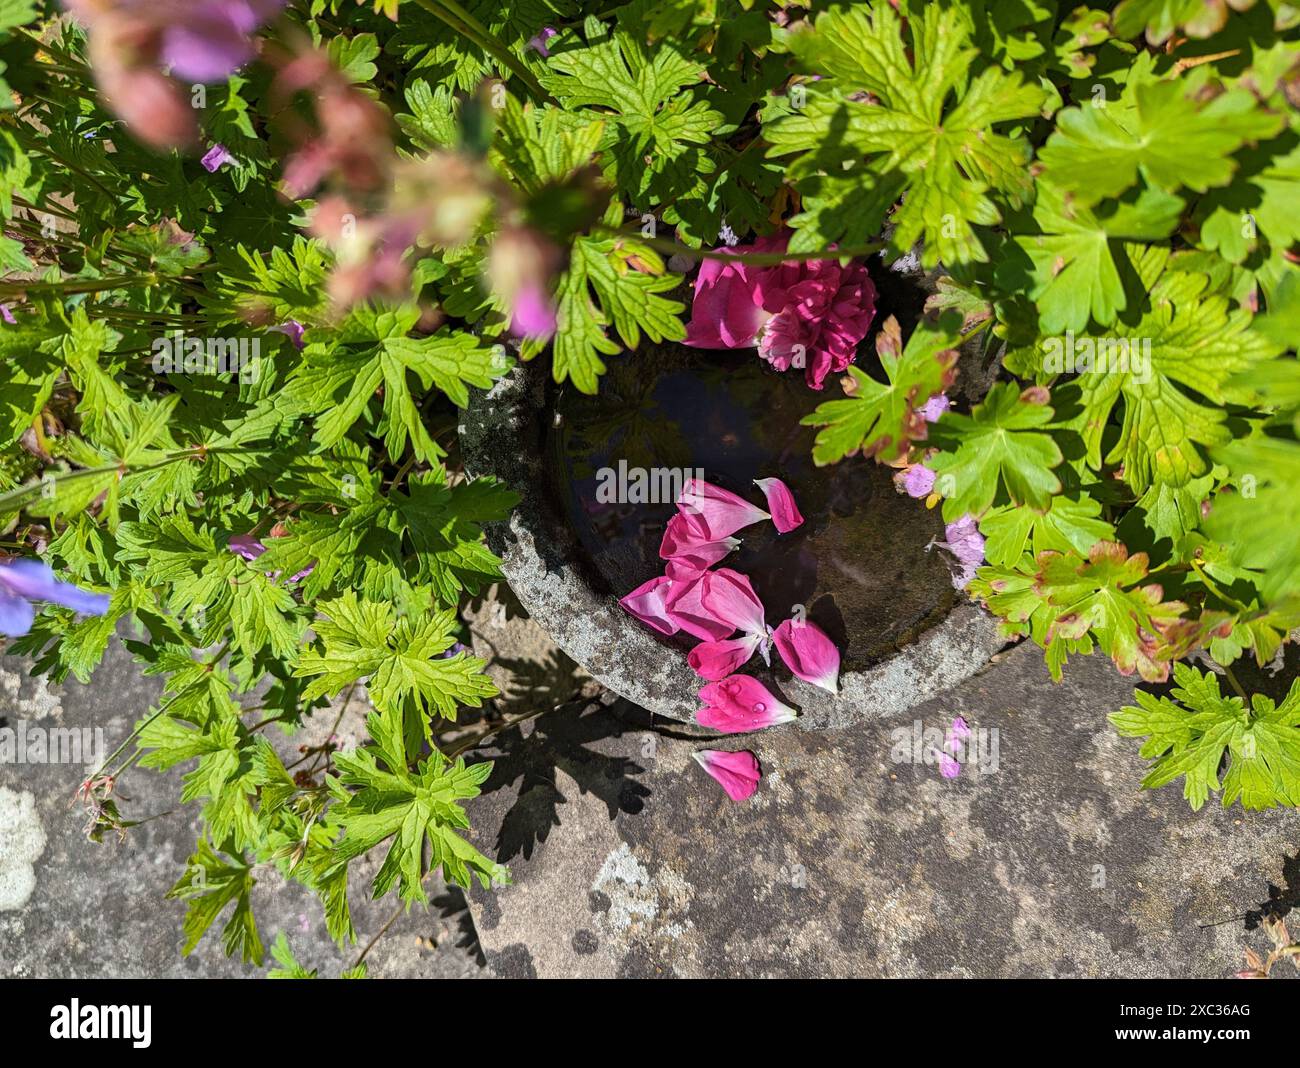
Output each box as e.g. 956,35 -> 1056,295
753,702 -> 766,714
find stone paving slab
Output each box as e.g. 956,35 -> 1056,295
466,645 -> 1300,978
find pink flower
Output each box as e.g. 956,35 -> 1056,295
696,675 -> 797,733
676,478 -> 769,540
268,320 -> 306,349
526,26 -> 558,56
772,617 -> 840,694
0,304 -> 14,325
618,576 -> 678,636
753,477 -> 804,533
683,231 -> 876,390
510,281 -> 557,340
688,634 -> 763,680
933,515 -> 986,590
948,716 -> 971,743
693,749 -> 762,802
939,752 -> 961,779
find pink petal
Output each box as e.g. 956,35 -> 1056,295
772,617 -> 840,694
700,567 -> 768,636
899,464 -> 936,498
683,250 -> 771,350
511,281 -> 557,340
753,477 -> 804,533
676,478 -> 769,540
659,513 -> 739,569
692,749 -> 762,802
663,572 -> 736,642
948,716 -> 971,742
696,675 -> 797,732
619,576 -> 679,636
687,634 -> 762,681
939,753 -> 961,779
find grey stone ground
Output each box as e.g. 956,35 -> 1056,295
2,620 -> 1298,978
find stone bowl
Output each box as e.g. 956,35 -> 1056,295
459,251 -> 1006,729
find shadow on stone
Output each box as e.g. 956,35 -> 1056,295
480,696 -> 653,864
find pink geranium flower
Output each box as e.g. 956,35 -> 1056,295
753,477 -> 804,533
771,616 -> 840,694
683,231 -> 876,390
696,675 -> 797,733
693,749 -> 762,801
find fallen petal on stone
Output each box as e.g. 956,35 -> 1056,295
696,674 -> 797,732
772,617 -> 840,694
692,748 -> 762,801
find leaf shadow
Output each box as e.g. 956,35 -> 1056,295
479,696 -> 653,864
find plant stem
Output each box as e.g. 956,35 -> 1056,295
0,273 -> 161,298
411,0 -> 554,103
1221,664 -> 1251,704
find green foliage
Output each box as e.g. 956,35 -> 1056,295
1111,664 -> 1300,811
3,0 -> 1300,975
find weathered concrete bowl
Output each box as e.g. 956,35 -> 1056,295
459,253 -> 1005,729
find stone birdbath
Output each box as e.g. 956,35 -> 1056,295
460,250 -> 1005,730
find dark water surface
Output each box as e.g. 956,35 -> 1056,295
550,345 -> 957,675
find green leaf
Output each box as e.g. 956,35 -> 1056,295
326,710 -> 507,902
1036,541 -> 1187,683
801,313 -> 960,465
295,591 -> 497,734
1111,664 -> 1300,810
769,2 -> 1044,266
168,841 -> 263,965
545,231 -> 684,393
1038,71 -> 1285,209
927,381 -> 1064,517
286,306 -> 511,461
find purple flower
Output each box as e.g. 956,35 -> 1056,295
161,1 -> 285,83
899,463 -> 936,499
932,515 -> 986,589
268,320 -> 306,349
526,27 -> 558,57
918,393 -> 950,423
938,752 -> 961,779
438,642 -> 469,659
0,304 -> 15,325
0,559 -> 110,637
201,143 -> 235,172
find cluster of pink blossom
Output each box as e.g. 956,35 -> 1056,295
619,477 -> 843,802
682,230 -> 877,390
